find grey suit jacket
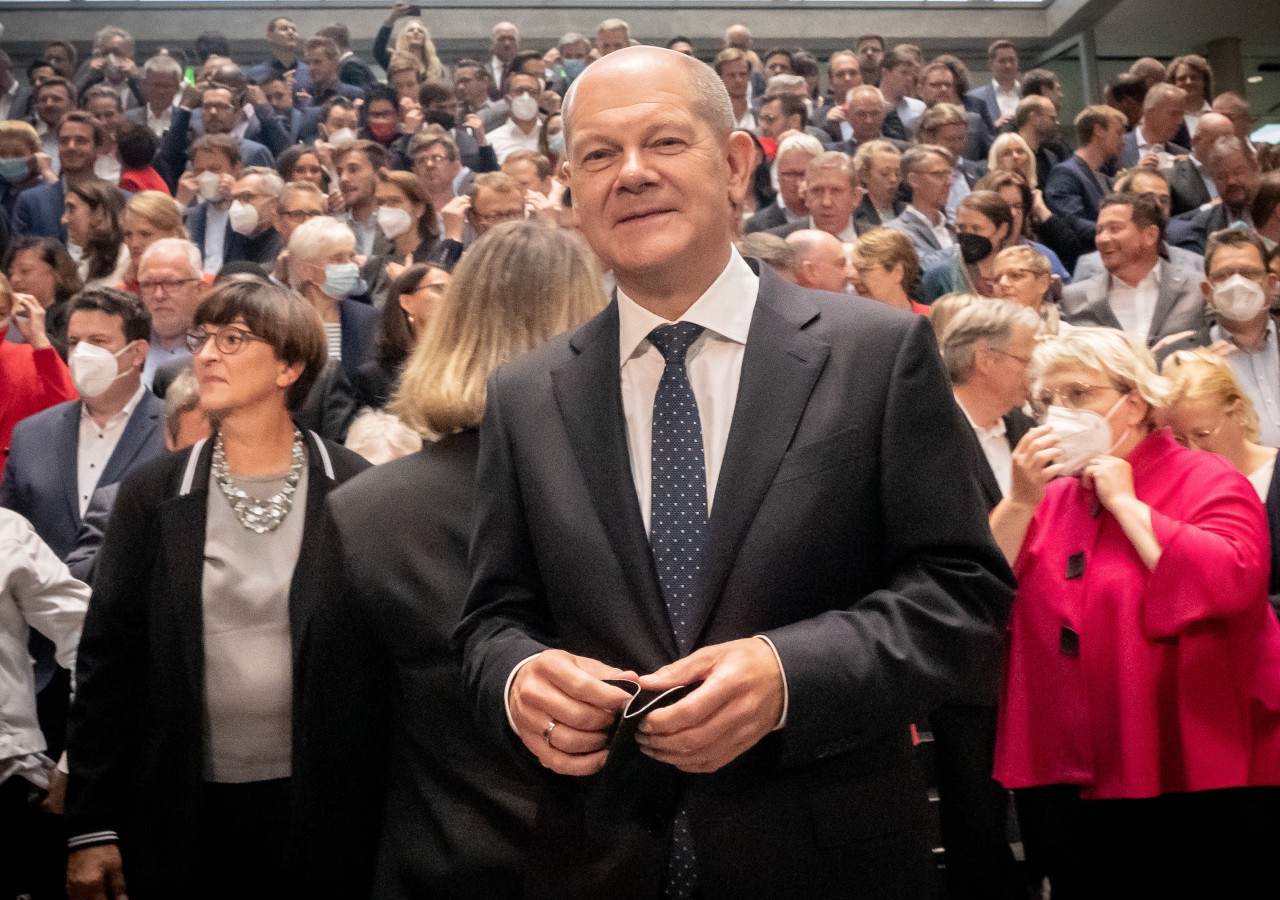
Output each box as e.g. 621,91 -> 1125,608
1072,242 -> 1204,281
1169,158 -> 1214,216
885,211 -> 958,270
1060,264 -> 1210,353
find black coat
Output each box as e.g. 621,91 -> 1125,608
64,434 -> 379,899
328,432 -> 539,898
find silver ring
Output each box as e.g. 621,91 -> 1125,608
542,720 -> 557,747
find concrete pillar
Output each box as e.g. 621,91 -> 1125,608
1079,28 -> 1101,105
1205,37 -> 1246,99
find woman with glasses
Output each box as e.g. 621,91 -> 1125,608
355,261 -> 451,410
989,326 -> 1280,899
992,244 -> 1066,335
976,170 -> 1076,282
64,278 -> 376,900
1163,349 -> 1280,612
327,220 -> 605,897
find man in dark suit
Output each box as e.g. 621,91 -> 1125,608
768,151 -> 872,242
1045,105 -> 1127,251
936,298 -> 1040,900
1169,136 -> 1260,255
821,85 -> 911,156
0,288 -> 166,561
744,134 -> 819,235
11,112 -> 102,241
1168,112 -> 1234,216
1061,193 -> 1209,354
245,15 -> 312,95
455,46 -> 1012,900
1117,83 -> 1189,171
967,40 -> 1022,133
302,37 -> 365,106
316,23 -> 377,92
155,86 -> 275,193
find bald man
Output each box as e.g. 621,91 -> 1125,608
786,229 -> 854,293
1170,111 -> 1236,214
456,45 -> 1010,900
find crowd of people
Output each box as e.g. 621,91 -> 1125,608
2,7 -> 1280,900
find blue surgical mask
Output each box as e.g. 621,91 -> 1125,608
549,132 -> 565,156
0,156 -> 30,183
562,58 -> 586,80
322,262 -> 361,299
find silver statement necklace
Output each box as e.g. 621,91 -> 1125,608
211,429 -> 305,534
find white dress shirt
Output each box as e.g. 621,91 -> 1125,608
202,203 -> 230,275
896,96 -> 926,132
77,384 -> 147,517
1212,320 -> 1280,448
0,510 -> 89,789
959,401 -> 1012,498
993,80 -> 1020,119
734,109 -> 757,132
145,103 -> 174,137
1107,262 -> 1161,344
488,119 -> 542,165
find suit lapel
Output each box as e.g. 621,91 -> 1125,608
690,271 -> 829,644
1088,277 -> 1125,330
552,306 -> 678,659
100,393 -> 161,486
1147,265 -> 1187,345
56,403 -> 81,528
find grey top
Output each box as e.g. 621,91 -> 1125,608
201,461 -> 308,783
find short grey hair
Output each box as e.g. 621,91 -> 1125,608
806,151 -> 859,188
1029,326 -> 1175,412
1205,136 -> 1253,173
776,132 -> 824,162
164,370 -> 202,443
287,216 -> 356,269
1143,82 -> 1185,111
901,144 -> 955,175
240,166 -> 285,198
559,31 -> 589,51
142,54 -> 183,80
93,26 -> 134,55
596,18 -> 630,38
941,298 -> 1041,384
563,48 -> 732,154
766,74 -> 807,95
139,237 -> 202,279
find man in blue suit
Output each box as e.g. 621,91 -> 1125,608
0,288 -> 166,560
967,39 -> 1021,132
155,84 -> 275,193
1117,83 -> 1189,171
10,112 -> 102,240
1045,104 -> 1128,251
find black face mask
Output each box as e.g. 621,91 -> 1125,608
958,232 -> 993,265
425,110 -> 456,131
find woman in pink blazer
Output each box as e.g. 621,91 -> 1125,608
990,326 -> 1280,899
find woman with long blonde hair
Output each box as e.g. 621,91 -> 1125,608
328,220 -> 605,896
374,13 -> 445,83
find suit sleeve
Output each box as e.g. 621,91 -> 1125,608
763,315 -> 1015,767
453,371 -> 558,751
64,466 -> 163,846
1044,168 -> 1098,248
155,107 -> 193,193
250,104 -> 290,156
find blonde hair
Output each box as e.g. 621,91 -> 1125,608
853,227 -> 922,298
1030,326 -> 1175,414
994,244 -> 1051,277
391,17 -> 444,82
122,191 -> 188,282
387,49 -> 426,80
0,120 -> 40,156
1162,349 -> 1262,443
852,139 -> 901,179
392,221 -> 607,436
988,132 -> 1038,189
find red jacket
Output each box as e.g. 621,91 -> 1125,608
0,341 -> 77,483
995,427 -> 1280,798
118,166 -> 171,195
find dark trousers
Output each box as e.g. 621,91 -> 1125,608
1015,784 -> 1280,900
196,779 -> 291,900
0,774 -> 67,900
928,704 -> 1023,900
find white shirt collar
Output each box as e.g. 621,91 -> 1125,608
617,247 -> 759,367
1112,259 -> 1161,291
958,399 -> 1007,439
905,204 -> 945,229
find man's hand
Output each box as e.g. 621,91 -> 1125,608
42,762 -> 67,813
175,170 -> 199,207
826,105 -> 848,124
635,638 -> 784,774
11,294 -> 51,350
35,152 -> 56,183
67,845 -> 128,900
1137,150 -> 1161,170
244,84 -> 268,107
509,649 -> 636,775
179,84 -> 202,111
994,113 -> 1014,129
462,113 -> 486,144
440,195 -> 470,241
525,188 -> 560,224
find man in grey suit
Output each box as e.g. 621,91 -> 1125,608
1073,168 -> 1204,280
1061,192 -> 1208,354
1168,112 -> 1235,216
887,145 -> 959,270
1117,84 -> 1188,171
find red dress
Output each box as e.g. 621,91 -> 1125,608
995,427 -> 1280,799
0,341 -> 77,483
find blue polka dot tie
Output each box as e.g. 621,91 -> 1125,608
647,322 -> 706,900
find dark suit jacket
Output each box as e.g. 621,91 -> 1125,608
0,391 -> 166,559
328,432 -> 539,898
743,202 -> 789,234
155,107 -> 275,192
1117,130 -> 1188,171
225,226 -> 282,268
338,299 -> 378,384
1044,154 -> 1111,250
11,180 -> 66,240
455,262 -> 1013,899
65,482 -> 120,585
768,215 -> 876,241
339,56 -> 378,92
1169,158 -> 1214,216
856,193 -> 907,231
1170,202 -> 1238,255
1060,265 -> 1211,354
64,433 -> 376,898
966,83 -> 1002,130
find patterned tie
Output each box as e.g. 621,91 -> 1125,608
647,322 -> 707,900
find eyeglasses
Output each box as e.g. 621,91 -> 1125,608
417,154 -> 451,166
279,209 -> 325,223
471,208 -> 524,227
988,347 -> 1032,367
1032,382 -> 1122,416
138,277 -> 198,295
1173,414 -> 1228,448
1207,267 -> 1266,285
202,102 -> 235,114
995,268 -> 1044,283
185,326 -> 268,355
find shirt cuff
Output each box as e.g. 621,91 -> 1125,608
754,634 -> 789,731
57,752 -> 69,775
503,652 -> 544,733
68,831 -> 118,851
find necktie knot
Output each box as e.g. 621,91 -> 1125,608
648,323 -> 705,366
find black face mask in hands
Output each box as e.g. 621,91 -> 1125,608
958,232 -> 994,265
424,110 -> 456,131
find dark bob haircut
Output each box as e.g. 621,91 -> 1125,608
192,278 -> 328,410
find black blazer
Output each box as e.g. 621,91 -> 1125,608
328,431 -> 539,899
455,262 -> 1014,899
743,202 -> 788,235
64,433 -> 376,899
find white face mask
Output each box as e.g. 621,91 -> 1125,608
69,341 -> 130,399
327,127 -> 357,147
509,93 -> 539,122
1211,274 -> 1268,323
196,170 -> 223,202
322,262 -> 361,299
1042,393 -> 1128,477
228,200 -> 259,236
375,205 -> 413,240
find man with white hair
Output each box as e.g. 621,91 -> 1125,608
135,238 -> 209,387
745,132 -> 823,233
1169,111 -> 1234,215
126,54 -> 183,138
1118,83 -> 1189,170
488,22 -> 520,95
786,229 -> 854,293
595,19 -> 631,57
226,165 -> 285,266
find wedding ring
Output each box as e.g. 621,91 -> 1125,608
542,720 -> 558,747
